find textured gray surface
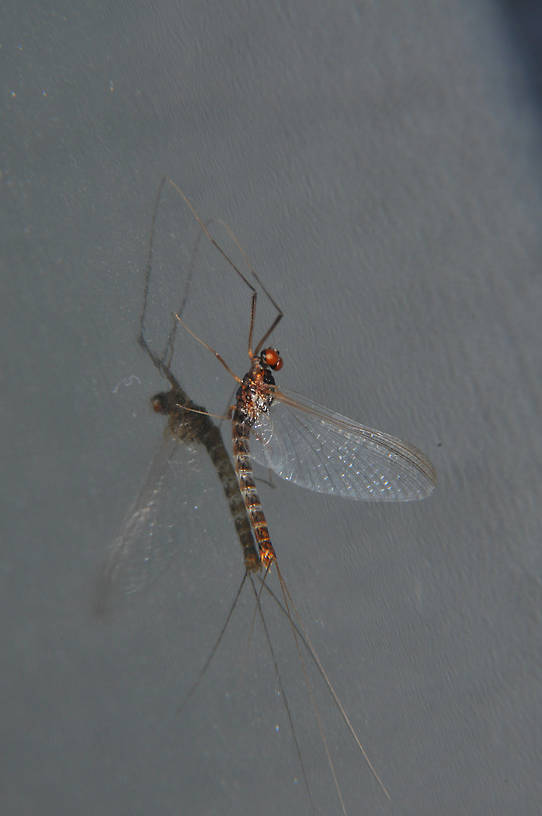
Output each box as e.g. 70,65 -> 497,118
3,1 -> 542,814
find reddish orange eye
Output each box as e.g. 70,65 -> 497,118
262,348 -> 283,370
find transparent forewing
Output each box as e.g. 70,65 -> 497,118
250,389 -> 436,501
96,432 -> 217,614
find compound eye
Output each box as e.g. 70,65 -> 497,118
262,347 -> 283,370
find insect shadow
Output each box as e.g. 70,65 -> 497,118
96,177 -> 399,814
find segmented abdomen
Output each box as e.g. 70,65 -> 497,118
232,410 -> 276,570
202,420 -> 261,573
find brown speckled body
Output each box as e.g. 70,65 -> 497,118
232,354 -> 278,569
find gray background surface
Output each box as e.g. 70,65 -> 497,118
3,1 -> 541,814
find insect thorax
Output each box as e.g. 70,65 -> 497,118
235,363 -> 276,426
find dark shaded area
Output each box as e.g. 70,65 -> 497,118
497,1 -> 542,102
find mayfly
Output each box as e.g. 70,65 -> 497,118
170,179 -> 436,579
98,177 -> 435,814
